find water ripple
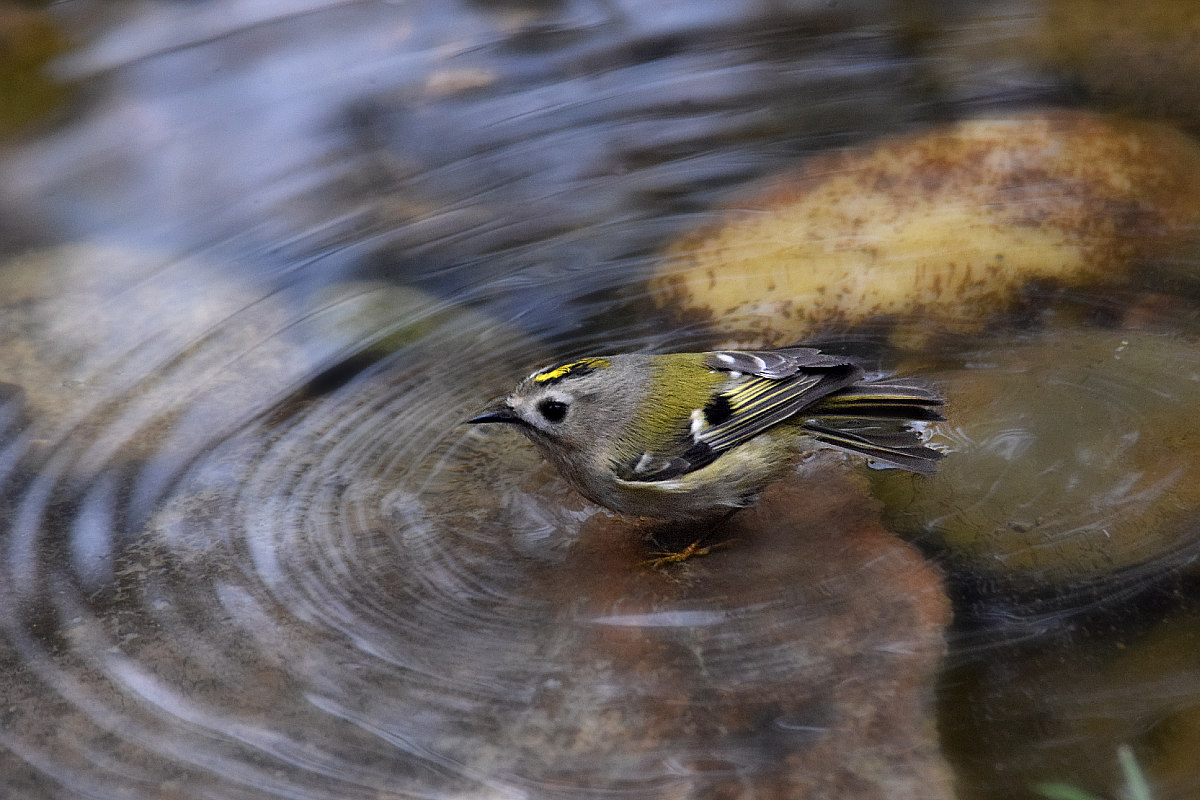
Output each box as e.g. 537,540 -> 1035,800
0,271 -> 952,796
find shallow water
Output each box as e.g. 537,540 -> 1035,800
2,2 -> 1200,799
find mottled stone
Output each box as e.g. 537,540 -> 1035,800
651,112 -> 1200,347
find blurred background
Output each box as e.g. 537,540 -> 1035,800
3,1 -> 1200,798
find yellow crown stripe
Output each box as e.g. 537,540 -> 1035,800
532,357 -> 612,384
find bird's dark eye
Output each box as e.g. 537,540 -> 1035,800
537,399 -> 568,423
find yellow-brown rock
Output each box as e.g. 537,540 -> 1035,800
651,112 -> 1200,347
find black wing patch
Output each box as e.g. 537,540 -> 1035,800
702,394 -> 733,426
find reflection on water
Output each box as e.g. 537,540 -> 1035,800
2,1 -> 1200,799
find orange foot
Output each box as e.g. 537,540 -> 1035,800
642,538 -> 730,568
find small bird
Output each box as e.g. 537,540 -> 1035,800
468,346 -> 944,523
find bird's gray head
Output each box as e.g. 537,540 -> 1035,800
468,356 -> 644,456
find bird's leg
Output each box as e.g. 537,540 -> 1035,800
642,537 -> 729,568
641,511 -> 738,568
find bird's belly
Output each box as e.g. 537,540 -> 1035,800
600,432 -> 808,521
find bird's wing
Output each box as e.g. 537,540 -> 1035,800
614,348 -> 861,482
693,349 -> 861,452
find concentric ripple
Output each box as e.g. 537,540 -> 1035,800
0,251 -> 951,798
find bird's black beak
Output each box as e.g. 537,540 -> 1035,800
467,404 -> 521,425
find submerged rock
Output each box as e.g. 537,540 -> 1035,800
943,599 -> 1200,800
873,329 -> 1200,594
135,450 -> 955,798
497,470 -> 954,798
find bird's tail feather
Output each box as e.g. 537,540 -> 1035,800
804,379 -> 945,474
803,422 -> 943,474
813,380 -> 945,421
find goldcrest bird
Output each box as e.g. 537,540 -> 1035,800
468,346 -> 944,521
